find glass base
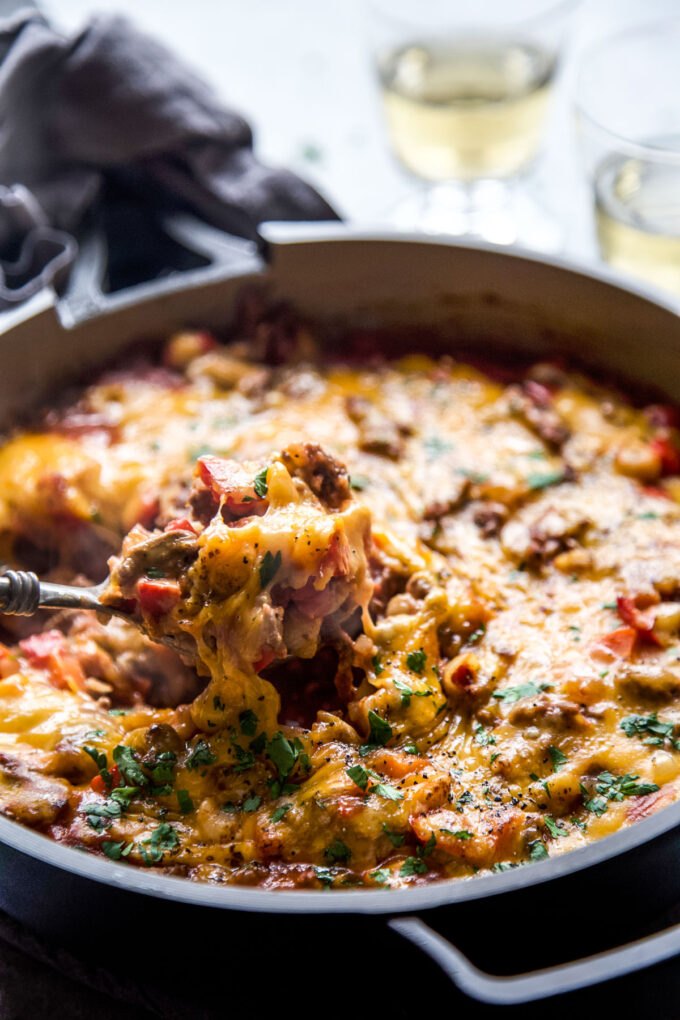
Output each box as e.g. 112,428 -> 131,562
385,179 -> 563,253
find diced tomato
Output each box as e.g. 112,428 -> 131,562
196,456 -> 268,517
650,437 -> 680,476
90,775 -> 107,794
19,630 -> 66,666
164,517 -> 197,534
594,626 -> 637,659
137,579 -> 181,617
617,596 -> 661,645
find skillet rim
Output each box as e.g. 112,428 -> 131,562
1,229 -> 680,915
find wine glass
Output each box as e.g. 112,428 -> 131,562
369,0 -> 580,250
575,19 -> 680,297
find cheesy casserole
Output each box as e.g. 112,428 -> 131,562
0,300 -> 679,890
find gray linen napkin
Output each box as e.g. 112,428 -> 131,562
0,9 -> 338,307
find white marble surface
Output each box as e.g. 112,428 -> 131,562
45,0 -> 680,269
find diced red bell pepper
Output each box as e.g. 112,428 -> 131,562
617,597 -> 661,646
137,579 -> 181,617
196,456 -> 268,517
19,630 -> 66,666
19,630 -> 87,691
595,626 -> 637,659
164,517 -> 197,534
90,764 -> 120,794
253,648 -> 276,673
650,437 -> 680,477
641,485 -> 673,500
134,493 -> 160,529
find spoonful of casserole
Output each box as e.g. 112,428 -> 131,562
0,443 -> 374,730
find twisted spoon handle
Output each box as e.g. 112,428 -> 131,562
0,570 -> 113,616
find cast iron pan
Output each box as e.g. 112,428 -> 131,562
2,216 -> 680,1008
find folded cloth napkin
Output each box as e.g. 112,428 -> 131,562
0,9 -> 338,308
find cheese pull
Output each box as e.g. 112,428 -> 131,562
100,443 -> 373,730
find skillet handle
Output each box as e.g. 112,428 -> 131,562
389,915 -> 680,1005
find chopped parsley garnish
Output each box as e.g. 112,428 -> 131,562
84,729 -> 107,740
544,816 -> 566,838
527,470 -> 564,491
177,789 -> 194,814
101,840 -> 134,861
347,764 -> 369,790
581,771 -> 659,816
529,839 -> 549,861
185,739 -> 217,771
324,839 -> 352,864
271,803 -> 292,823
149,751 -> 177,788
419,832 -> 437,858
110,786 -> 139,809
400,856 -> 427,877
146,567 -> 166,579
259,550 -> 282,588
253,466 -> 269,498
350,474 -> 370,491
359,710 -> 393,756
140,822 -> 179,865
382,824 -> 405,847
242,794 -> 261,813
493,681 -> 550,704
239,709 -> 258,737
423,436 -> 454,458
370,868 -> 391,885
230,737 -> 256,774
267,732 -> 300,780
474,724 -> 496,747
406,650 -> 427,674
83,746 -> 112,787
112,745 -> 149,788
440,828 -> 472,840
83,801 -> 122,830
372,654 -> 384,676
314,866 -> 336,888
548,746 -> 568,772
213,695 -> 226,711
371,782 -> 404,803
402,742 -> 418,755
394,677 -> 413,706
620,712 -> 680,750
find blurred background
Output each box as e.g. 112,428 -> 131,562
40,0 -> 680,287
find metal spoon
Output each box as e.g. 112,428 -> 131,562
0,569 -> 124,617
0,568 -> 193,661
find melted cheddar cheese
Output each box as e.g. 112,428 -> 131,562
0,316 -> 679,889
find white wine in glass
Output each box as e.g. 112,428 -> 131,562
369,0 -> 579,248
379,39 -> 556,181
576,20 -> 680,297
594,145 -> 680,296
